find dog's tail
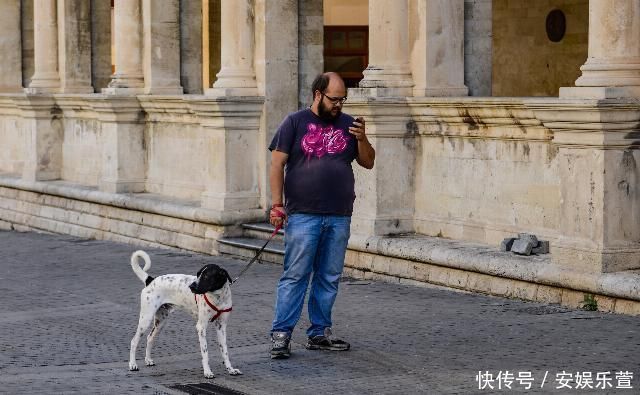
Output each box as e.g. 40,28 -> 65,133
131,250 -> 154,286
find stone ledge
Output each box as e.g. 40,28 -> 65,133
348,234 -> 640,303
0,174 -> 265,226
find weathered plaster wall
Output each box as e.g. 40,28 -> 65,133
492,0 -> 588,96
61,118 -> 102,186
145,121 -> 208,200
411,99 -> 560,245
0,104 -> 25,175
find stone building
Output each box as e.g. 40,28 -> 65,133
1,0 -> 640,314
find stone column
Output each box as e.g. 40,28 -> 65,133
103,0 -> 145,94
26,0 -> 61,93
0,0 -> 23,92
190,97 -> 264,211
180,0 -> 203,94
89,97 -> 146,193
142,0 -> 183,95
207,0 -> 258,96
410,0 -> 468,97
560,0 -> 640,98
347,99 -> 416,238
15,96 -> 62,181
298,0 -> 323,108
357,0 -> 413,97
58,0 -> 93,93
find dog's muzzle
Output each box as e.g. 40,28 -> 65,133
189,281 -> 203,294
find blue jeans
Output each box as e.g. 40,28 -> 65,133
271,213 -> 351,338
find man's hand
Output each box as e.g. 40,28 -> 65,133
348,117 -> 367,141
269,206 -> 287,228
349,117 -> 375,169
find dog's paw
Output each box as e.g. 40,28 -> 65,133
145,358 -> 155,366
128,362 -> 139,372
227,367 -> 242,376
204,371 -> 215,379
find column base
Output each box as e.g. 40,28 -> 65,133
27,72 -> 61,93
559,86 -> 640,99
22,169 -> 61,182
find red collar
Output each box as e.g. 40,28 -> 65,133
194,293 -> 232,322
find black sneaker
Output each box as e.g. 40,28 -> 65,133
270,331 -> 291,359
305,328 -> 350,351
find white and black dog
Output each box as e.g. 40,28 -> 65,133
128,250 -> 241,378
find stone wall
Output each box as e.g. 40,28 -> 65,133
410,98 -> 559,245
492,0 -> 588,96
0,97 -> 25,175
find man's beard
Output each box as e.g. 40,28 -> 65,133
318,100 -> 340,121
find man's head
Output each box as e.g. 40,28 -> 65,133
311,72 -> 347,121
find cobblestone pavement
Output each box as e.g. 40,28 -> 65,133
1,230 -> 640,394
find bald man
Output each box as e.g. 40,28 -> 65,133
268,72 -> 375,359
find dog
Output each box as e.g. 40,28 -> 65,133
128,250 -> 241,378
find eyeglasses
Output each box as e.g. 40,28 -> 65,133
321,92 -> 348,105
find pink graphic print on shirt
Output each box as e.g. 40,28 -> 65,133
301,123 -> 349,159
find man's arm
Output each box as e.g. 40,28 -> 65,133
348,117 -> 375,169
269,150 -> 289,227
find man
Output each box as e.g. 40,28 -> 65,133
268,72 -> 375,359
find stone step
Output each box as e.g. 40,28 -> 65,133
242,222 -> 285,242
217,236 -> 284,265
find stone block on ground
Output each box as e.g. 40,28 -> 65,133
511,238 -> 534,255
532,240 -> 550,254
500,237 -> 516,252
518,233 -> 538,246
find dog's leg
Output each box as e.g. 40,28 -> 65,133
129,305 -> 156,371
196,319 -> 215,378
145,304 -> 172,366
214,318 -> 242,375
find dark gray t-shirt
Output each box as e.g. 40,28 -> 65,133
268,108 -> 358,216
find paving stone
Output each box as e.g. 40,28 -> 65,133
0,230 -> 640,394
